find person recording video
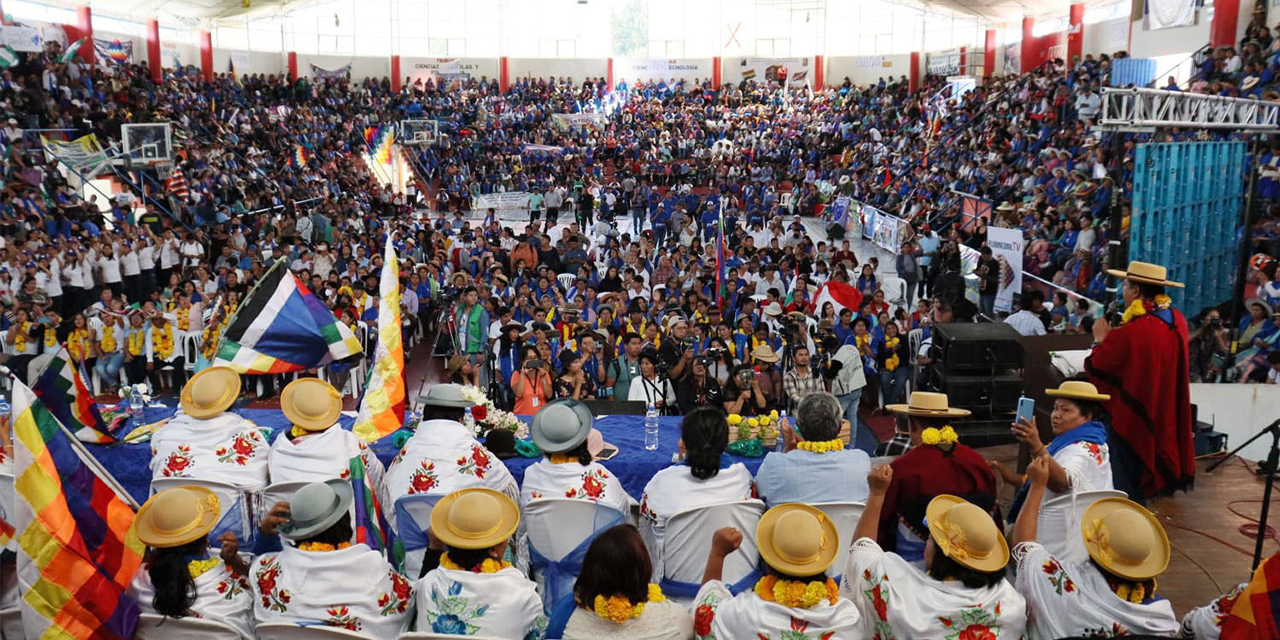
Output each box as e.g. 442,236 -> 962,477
723,363 -> 768,416
678,354 -> 724,414
627,350 -> 676,411
511,345 -> 552,414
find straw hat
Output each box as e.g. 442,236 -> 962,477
925,495 -> 1009,573
529,399 -> 594,453
134,486 -> 221,548
280,479 -> 354,541
763,302 -> 784,317
180,366 -> 241,419
1045,380 -> 1110,402
281,378 -> 343,432
1246,298 -> 1273,317
886,391 -> 972,418
1081,497 -> 1170,581
431,488 -> 521,551
1105,261 -> 1184,288
751,345 -> 780,363
756,503 -> 841,577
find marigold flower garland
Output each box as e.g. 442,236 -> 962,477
884,337 -> 901,371
298,541 -> 351,552
68,328 -> 90,361
548,453 -> 578,465
753,575 -> 839,608
1114,578 -> 1156,604
796,438 -> 845,453
44,324 -> 57,348
921,426 -> 959,446
187,557 -> 224,579
593,584 -> 665,623
154,322 -> 175,359
12,321 -> 29,352
101,326 -> 117,353
439,553 -> 511,574
1120,294 -> 1172,325
127,330 -> 146,356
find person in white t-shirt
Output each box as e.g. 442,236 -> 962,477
120,241 -> 142,302
137,237 -> 156,293
98,244 -> 123,297
159,230 -> 180,283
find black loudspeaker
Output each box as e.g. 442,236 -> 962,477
586,400 -> 649,416
932,322 -> 1024,373
929,366 -> 1024,412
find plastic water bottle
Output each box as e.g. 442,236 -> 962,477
463,406 -> 476,434
128,388 -> 144,419
644,404 -> 660,451
776,411 -> 788,453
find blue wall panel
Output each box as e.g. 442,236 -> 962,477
1131,141 -> 1244,315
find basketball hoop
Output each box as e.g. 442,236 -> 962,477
398,119 -> 438,146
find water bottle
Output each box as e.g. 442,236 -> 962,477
128,388 -> 144,419
644,404 -> 660,451
776,410 -> 788,453
463,406 -> 476,434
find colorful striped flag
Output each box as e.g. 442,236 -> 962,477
348,453 -> 401,570
166,165 -> 189,201
1223,553 -> 1280,639
213,260 -> 362,374
352,238 -> 405,443
30,347 -> 111,444
10,382 -> 144,640
291,144 -> 309,169
716,200 -> 726,310
363,125 -> 395,164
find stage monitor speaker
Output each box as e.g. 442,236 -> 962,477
929,366 -> 1023,415
932,322 -> 1024,373
587,400 -> 649,416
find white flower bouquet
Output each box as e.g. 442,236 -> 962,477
459,385 -> 529,439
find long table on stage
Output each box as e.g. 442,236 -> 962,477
92,409 -> 768,504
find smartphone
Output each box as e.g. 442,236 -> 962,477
1015,396 -> 1035,425
594,446 -> 619,461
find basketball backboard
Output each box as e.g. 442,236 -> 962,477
122,123 -> 173,163
399,119 -> 438,145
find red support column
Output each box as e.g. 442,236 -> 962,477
607,57 -> 614,91
1068,3 -> 1085,64
909,52 -> 920,92
813,54 -> 824,88
1021,16 -> 1036,72
390,55 -> 400,91
76,5 -> 94,66
145,19 -> 161,83
712,56 -> 721,87
1211,0 -> 1240,48
499,56 -> 509,92
288,51 -> 298,82
200,30 -> 213,82
984,29 -> 996,78
958,47 -> 967,75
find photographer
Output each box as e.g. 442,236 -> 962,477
658,315 -> 695,382
605,332 -> 644,399
454,285 -> 490,387
1189,308 -> 1229,383
723,363 -> 768,416
511,345 -> 553,414
783,345 -> 825,411
678,354 -> 724,414
627,350 -> 676,411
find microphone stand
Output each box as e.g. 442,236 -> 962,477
1207,417 -> 1280,570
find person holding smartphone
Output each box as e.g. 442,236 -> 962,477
512,346 -> 552,415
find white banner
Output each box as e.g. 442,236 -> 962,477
161,41 -> 183,68
473,191 -> 530,211
614,58 -> 709,84
230,50 -> 250,73
738,57 -> 810,87
1147,0 -> 1195,30
927,50 -> 961,76
41,134 -> 111,177
855,56 -> 889,68
439,59 -> 462,74
987,226 -> 1025,313
2,26 -> 41,52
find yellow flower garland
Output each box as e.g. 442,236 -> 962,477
1115,578 -> 1156,604
154,323 -> 175,360
187,557 -> 224,579
884,337 -> 900,372
101,326 -> 117,353
44,324 -> 57,348
298,541 -> 351,552
127,330 -> 146,356
68,328 -> 89,361
796,438 -> 845,453
1120,294 -> 1172,325
753,575 -> 839,609
548,453 -> 578,465
13,321 -> 29,352
439,553 -> 511,573
855,333 -> 871,353
593,584 -> 665,624
176,306 -> 190,331
921,426 -> 959,446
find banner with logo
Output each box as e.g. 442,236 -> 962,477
737,57 -> 810,88
161,41 -> 183,68
613,58 -> 710,84
473,191 -> 530,211
41,134 -> 111,177
1,26 -> 41,52
310,63 -> 352,80
551,113 -> 608,132
927,50 -> 961,76
986,226 -> 1024,313
1147,0 -> 1195,30
93,38 -> 133,67
855,56 -> 889,68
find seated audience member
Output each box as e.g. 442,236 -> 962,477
150,367 -> 271,493
629,350 -> 678,409
879,392 -> 997,563
1012,457 -> 1179,637
843,466 -> 1027,638
694,504 -> 861,639
521,399 -> 633,512
513,345 -> 554,413
639,408 -> 755,592
250,480 -> 414,637
994,379 -> 1114,524
128,487 -> 254,639
555,350 -> 597,400
755,392 -> 870,506
267,377 -> 389,510
553,525 -> 693,640
722,363 -> 769,416
415,488 -> 546,639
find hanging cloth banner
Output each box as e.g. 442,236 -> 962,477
41,134 -> 111,177
310,63 -> 352,80
93,38 -> 133,67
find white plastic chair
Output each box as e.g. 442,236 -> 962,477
134,613 -> 243,640
395,493 -> 446,580
182,334 -> 201,373
1037,489 -> 1127,566
0,607 -> 23,640
812,502 -> 865,580
556,273 -> 576,290
523,498 -> 629,609
652,500 -> 765,608
907,328 -> 923,394
400,634 -> 505,640
256,623 -> 376,640
150,477 -> 250,542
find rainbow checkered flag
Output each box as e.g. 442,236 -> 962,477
363,125 -> 395,164
10,381 -> 144,640
352,237 -> 405,443
31,347 -> 112,443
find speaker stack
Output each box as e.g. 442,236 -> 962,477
928,322 -> 1025,445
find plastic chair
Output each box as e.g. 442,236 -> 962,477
651,500 -> 765,607
400,634 -> 506,640
812,501 -> 865,581
907,328 -> 923,394
395,493 -> 446,580
0,607 -> 23,640
150,477 -> 250,543
255,623 -> 376,640
556,273 -> 576,291
1037,489 -> 1127,566
524,498 -> 628,609
259,481 -> 311,521
183,334 -> 201,373
135,613 -> 243,640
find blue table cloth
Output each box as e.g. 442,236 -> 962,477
90,409 -> 767,505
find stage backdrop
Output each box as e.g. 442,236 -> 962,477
1131,141 -> 1244,315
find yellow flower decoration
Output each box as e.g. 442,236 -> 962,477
298,541 -> 352,552
439,553 -> 512,573
884,337 -> 901,372
759,416 -> 772,427
593,584 -> 666,623
770,410 -> 779,419
187,558 -> 224,579
1120,294 -> 1173,325
796,438 -> 846,454
753,575 -> 839,608
727,414 -> 743,426
747,417 -> 760,428
921,426 -> 958,446
548,453 -> 578,465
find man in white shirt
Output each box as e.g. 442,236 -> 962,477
120,241 -> 141,303
754,264 -> 785,297
1075,88 -> 1101,121
1005,290 -> 1048,336
98,244 -> 123,297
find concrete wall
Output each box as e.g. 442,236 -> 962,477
211,48 -> 284,76
612,58 -> 715,85
1084,17 -> 1132,57
827,55 -> 911,87
401,57 -> 500,85
508,58 -> 608,82
1191,384 -> 1280,463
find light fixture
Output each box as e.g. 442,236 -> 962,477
334,13 -> 340,27
577,0 -> 587,4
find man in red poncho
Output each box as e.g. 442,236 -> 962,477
1086,261 -> 1195,502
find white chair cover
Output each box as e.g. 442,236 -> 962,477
255,623 -> 375,640
812,502 -> 865,581
395,494 -> 445,580
656,500 -> 765,608
523,498 -> 628,609
556,273 -> 577,290
135,613 -> 244,640
149,477 -> 249,544
1037,489 -> 1127,566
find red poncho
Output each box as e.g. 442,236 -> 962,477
878,443 -> 997,549
1086,309 -> 1195,497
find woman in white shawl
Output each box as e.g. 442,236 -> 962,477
1011,456 -> 1179,638
521,399 -> 632,512
127,487 -> 254,639
691,503 -> 861,639
841,466 -> 1027,639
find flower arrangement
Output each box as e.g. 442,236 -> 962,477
727,410 -> 780,445
459,385 -> 528,438
119,382 -> 152,403
921,426 -> 959,446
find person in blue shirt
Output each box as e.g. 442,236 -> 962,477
755,392 -> 871,507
